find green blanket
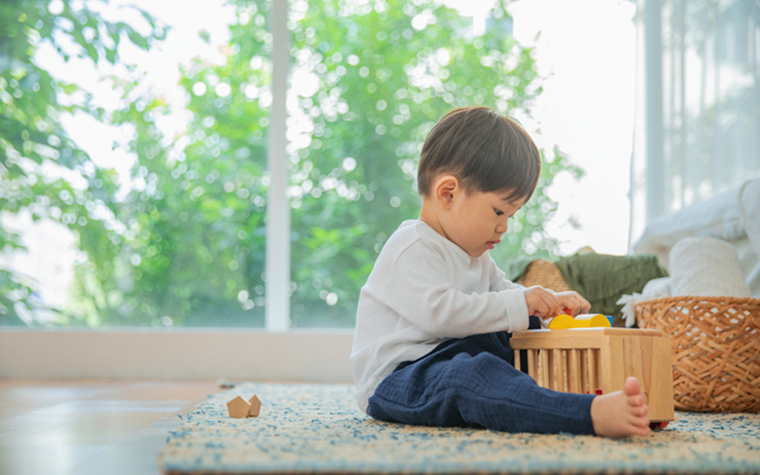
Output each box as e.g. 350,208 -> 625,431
555,252 -> 667,319
504,252 -> 668,324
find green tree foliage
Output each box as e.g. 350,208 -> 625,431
100,3 -> 272,326
286,0 -> 583,326
0,0 -> 164,325
2,0 -> 582,327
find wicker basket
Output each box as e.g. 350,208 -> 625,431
516,259 -> 571,292
635,296 -> 760,413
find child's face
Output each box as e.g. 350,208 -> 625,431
444,190 -> 526,257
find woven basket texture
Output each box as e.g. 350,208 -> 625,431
635,296 -> 760,413
516,259 -> 571,292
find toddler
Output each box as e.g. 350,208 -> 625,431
351,106 -> 651,437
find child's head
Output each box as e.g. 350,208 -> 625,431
417,106 -> 541,202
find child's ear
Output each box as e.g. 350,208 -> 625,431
433,175 -> 460,209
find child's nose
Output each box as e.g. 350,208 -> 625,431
496,219 -> 508,234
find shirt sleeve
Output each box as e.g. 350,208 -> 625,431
488,255 -> 526,292
382,243 -> 530,338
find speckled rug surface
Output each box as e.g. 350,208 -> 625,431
159,382 -> 760,475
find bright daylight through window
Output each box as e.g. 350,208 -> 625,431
0,0 -> 636,328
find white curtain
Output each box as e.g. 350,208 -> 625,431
630,0 -> 760,246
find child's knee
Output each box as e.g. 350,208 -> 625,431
444,352 -> 509,386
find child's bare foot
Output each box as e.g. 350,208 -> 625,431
590,376 -> 651,438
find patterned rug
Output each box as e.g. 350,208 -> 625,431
159,382 -> 760,474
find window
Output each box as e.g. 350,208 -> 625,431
630,0 -> 760,240
1,0 -> 271,327
287,1 -> 545,327
1,0 -> 633,329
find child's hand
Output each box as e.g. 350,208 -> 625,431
522,285 -> 560,318
554,291 -> 591,317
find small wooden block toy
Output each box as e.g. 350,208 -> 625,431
511,327 -> 674,425
549,313 -> 612,330
226,395 -> 251,418
248,394 -> 261,417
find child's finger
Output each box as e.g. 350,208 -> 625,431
546,296 -> 560,317
540,300 -> 553,318
542,296 -> 558,318
560,295 -> 588,317
555,298 -> 574,316
568,298 -> 589,316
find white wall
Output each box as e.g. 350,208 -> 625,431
0,329 -> 354,382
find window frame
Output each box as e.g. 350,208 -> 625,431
0,1 -> 356,381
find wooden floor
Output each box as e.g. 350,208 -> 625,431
0,379 -> 221,475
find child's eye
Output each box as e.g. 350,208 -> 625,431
494,209 -> 504,216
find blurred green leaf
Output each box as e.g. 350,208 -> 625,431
3,0 -> 582,329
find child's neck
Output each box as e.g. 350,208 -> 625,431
419,198 -> 446,240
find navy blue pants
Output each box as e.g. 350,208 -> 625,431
367,317 -> 596,434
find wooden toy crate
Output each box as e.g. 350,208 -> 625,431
510,327 -> 675,423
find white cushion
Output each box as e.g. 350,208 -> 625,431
634,178 -> 760,298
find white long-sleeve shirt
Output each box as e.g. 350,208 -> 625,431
351,219 -> 530,414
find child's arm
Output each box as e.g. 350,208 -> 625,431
487,256 -> 526,292
488,257 -> 590,318
382,244 -> 530,338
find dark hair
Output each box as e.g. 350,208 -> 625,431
417,106 -> 541,201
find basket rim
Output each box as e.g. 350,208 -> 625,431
633,295 -> 760,308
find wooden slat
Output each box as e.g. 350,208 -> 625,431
527,349 -> 537,381
547,350 -> 555,390
509,328 -> 666,350
601,336 -> 625,394
650,335 -> 675,421
540,349 -> 550,388
555,350 -> 565,392
570,349 -> 581,393
580,349 -> 588,393
594,349 -> 602,392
